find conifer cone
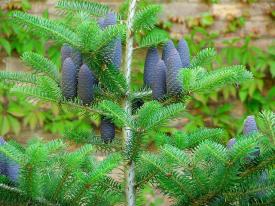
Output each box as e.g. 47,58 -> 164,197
100,13 -> 121,69
100,117 -> 115,143
77,64 -> 96,105
61,44 -> 82,71
61,57 -> 77,100
166,48 -> 183,96
61,44 -> 73,63
226,138 -> 236,149
71,49 -> 82,72
243,115 -> 258,135
144,47 -> 160,88
7,161 -> 19,182
242,115 -> 267,199
101,40 -> 116,66
102,12 -> 117,29
0,137 -> 19,182
243,115 -> 260,162
0,137 -> 8,177
256,171 -> 268,198
162,40 -> 176,65
177,39 -> 190,68
152,60 -> 167,100
102,38 -> 122,70
112,38 -> 122,69
98,17 -> 105,28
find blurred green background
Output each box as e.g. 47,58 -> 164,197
0,0 -> 274,142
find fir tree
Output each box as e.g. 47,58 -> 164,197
140,111 -> 275,205
0,0 -> 273,206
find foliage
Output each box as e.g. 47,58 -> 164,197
183,32 -> 275,134
140,111 -> 275,205
0,139 -> 122,205
0,0 -> 273,206
123,0 -> 274,135
56,0 -> 111,17
0,1 -> 60,63
1,0 -> 273,136
0,83 -> 94,136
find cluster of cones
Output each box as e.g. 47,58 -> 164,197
227,115 -> 267,197
61,12 -> 122,143
144,39 -> 190,100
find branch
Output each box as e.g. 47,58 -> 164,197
0,184 -> 55,206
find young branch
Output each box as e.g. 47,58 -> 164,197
0,184 -> 55,206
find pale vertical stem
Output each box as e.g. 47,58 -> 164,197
122,0 -> 137,206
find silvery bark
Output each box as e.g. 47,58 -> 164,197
122,0 -> 137,206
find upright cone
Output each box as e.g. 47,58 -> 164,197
243,115 -> 258,135
100,117 -> 115,143
61,57 -> 77,100
100,12 -> 121,70
152,60 -> 167,100
102,12 -> 117,28
166,48 -> 183,96
71,49 -> 82,72
144,47 -> 159,88
61,44 -> 73,63
243,115 -> 260,163
0,137 -> 19,182
61,44 -> 82,72
162,40 -> 176,65
77,64 -> 96,105
112,38 -> 122,69
177,39 -> 190,68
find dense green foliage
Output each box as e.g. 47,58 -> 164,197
0,0 -> 273,136
0,0 -> 274,206
0,138 -> 123,205
140,111 -> 275,205
0,1 -> 60,62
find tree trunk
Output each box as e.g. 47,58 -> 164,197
122,0 -> 137,206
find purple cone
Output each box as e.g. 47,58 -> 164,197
61,44 -> 73,63
77,64 -> 96,105
112,38 -> 122,69
7,161 -> 19,182
100,117 -> 115,143
71,49 -> 82,72
0,137 -> 19,182
61,57 -> 78,100
152,60 -> 167,100
162,40 -> 176,65
226,138 -> 236,150
177,39 -> 190,68
256,170 -> 268,198
144,47 -> 160,88
243,115 -> 258,135
102,12 -> 117,29
166,48 -> 183,95
0,137 -> 8,177
100,12 -> 122,69
98,17 -> 105,29
61,44 -> 82,72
